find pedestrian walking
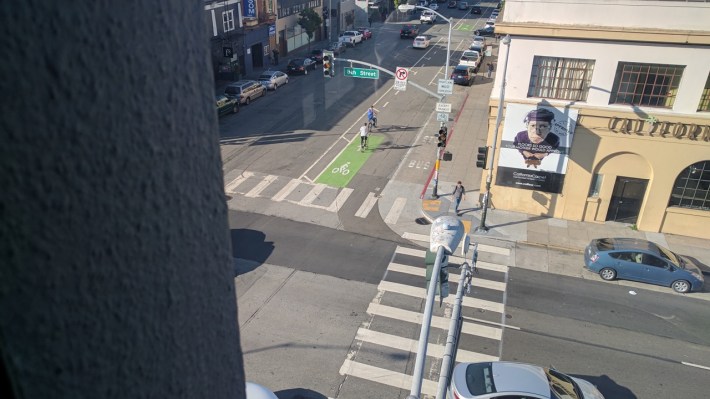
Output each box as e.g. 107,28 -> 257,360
453,181 -> 465,215
368,16 -> 372,27
272,48 -> 279,65
487,63 -> 493,78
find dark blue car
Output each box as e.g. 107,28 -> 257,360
584,238 -> 704,293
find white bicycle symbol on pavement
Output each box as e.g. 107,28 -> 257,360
332,162 -> 350,176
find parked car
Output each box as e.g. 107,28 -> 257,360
429,3 -> 439,10
458,1 -> 469,10
451,65 -> 476,86
584,238 -> 705,293
339,30 -> 363,46
469,44 -> 485,60
451,361 -> 606,399
328,41 -> 346,55
286,58 -> 316,75
400,24 -> 420,38
475,25 -> 495,36
420,10 -> 437,24
472,35 -> 486,47
472,5 -> 481,14
257,70 -> 289,90
459,50 -> 481,70
357,27 -> 373,40
448,1 -> 457,8
485,19 -> 496,28
215,94 -> 239,116
309,49 -> 324,63
224,80 -> 266,105
412,35 -> 431,49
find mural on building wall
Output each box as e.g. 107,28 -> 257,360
496,104 -> 579,193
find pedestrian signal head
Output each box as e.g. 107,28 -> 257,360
322,50 -> 334,77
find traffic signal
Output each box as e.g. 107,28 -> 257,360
322,50 -> 334,77
476,146 -> 489,169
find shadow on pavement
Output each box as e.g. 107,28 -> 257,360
274,388 -> 329,399
230,228 -> 274,275
573,373 -> 637,399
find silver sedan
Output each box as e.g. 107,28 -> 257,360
257,70 -> 289,90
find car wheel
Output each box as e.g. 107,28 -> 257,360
232,104 -> 239,114
671,280 -> 691,293
273,84 -> 278,91
599,268 -> 617,281
245,97 -> 251,105
304,68 -> 308,75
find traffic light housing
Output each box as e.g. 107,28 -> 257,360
322,50 -> 334,77
476,146 -> 489,169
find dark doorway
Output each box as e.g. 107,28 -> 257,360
606,176 -> 648,223
250,43 -> 263,69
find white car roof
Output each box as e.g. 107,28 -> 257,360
415,36 -> 427,40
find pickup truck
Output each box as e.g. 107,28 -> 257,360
420,11 -> 437,24
339,31 -> 363,46
458,50 -> 480,71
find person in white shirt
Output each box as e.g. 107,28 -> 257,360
359,123 -> 369,149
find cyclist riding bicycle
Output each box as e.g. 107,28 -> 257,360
359,122 -> 369,150
367,105 -> 379,129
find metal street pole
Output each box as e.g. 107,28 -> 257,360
407,216 -> 464,399
399,5 -> 452,199
477,34 -> 511,233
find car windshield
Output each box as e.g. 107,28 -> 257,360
258,75 -> 272,80
545,368 -> 582,399
465,362 -> 496,395
655,244 -> 680,265
224,86 -> 241,95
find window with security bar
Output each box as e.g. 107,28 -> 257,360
669,161 -> 710,211
610,62 -> 684,108
527,56 -> 595,101
698,73 -> 710,112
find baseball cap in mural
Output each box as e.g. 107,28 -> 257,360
524,108 -> 555,123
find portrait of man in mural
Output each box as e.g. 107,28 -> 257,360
513,108 -> 560,168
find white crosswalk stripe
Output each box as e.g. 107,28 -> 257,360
338,242 -> 513,397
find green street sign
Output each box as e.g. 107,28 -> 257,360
344,67 -> 380,79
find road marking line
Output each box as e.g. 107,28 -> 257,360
378,280 -> 504,315
355,328 -> 498,363
339,359 -> 438,396
367,302 -> 502,340
224,171 -> 254,194
355,192 -> 379,218
326,187 -> 354,212
682,362 -> 710,371
402,233 -> 430,243
384,197 -> 407,224
244,174 -> 277,198
477,243 -> 511,256
387,263 -> 506,292
299,183 -> 326,206
272,179 -> 301,202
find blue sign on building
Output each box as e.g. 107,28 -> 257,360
244,0 -> 256,18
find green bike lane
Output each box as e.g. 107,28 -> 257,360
316,134 -> 385,188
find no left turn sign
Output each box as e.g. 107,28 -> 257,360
395,67 -> 408,82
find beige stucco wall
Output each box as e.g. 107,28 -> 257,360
483,105 -> 710,239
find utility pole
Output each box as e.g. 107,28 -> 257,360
477,35 -> 511,233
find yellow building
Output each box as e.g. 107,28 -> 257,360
484,0 -> 710,239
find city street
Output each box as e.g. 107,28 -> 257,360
223,3 -> 710,399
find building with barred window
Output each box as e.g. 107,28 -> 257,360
484,0 -> 710,239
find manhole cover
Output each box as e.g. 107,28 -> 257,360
415,217 -> 430,225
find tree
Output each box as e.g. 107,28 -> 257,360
298,8 -> 322,49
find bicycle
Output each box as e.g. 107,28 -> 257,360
367,116 -> 378,132
359,134 -> 369,151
